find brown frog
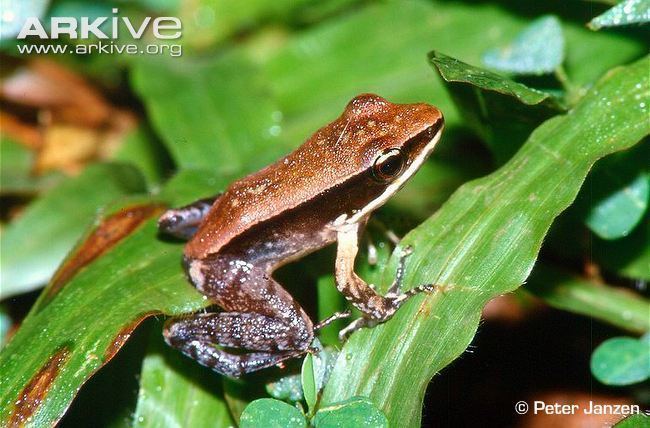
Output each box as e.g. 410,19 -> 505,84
158,94 -> 444,377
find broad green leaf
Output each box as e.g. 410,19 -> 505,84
176,0 -> 309,49
615,413 -> 650,427
591,337 -> 650,385
130,53 -> 289,174
0,138 -> 61,195
588,0 -> 650,30
113,126 -> 172,187
483,15 -> 565,75
526,264 -> 650,333
313,396 -> 388,428
240,399 -> 306,428
263,0 -> 643,147
132,327 -> 235,428
0,171 -> 228,426
0,163 -> 147,299
584,143 -> 650,240
321,56 -> 650,427
430,51 -> 564,163
301,353 -> 317,413
60,322 -> 150,428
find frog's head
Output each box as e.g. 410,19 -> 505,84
340,93 -> 444,223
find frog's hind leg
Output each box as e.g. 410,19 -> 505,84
157,194 -> 220,240
164,257 -> 314,377
163,313 -> 308,377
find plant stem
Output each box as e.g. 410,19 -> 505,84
525,263 -> 650,334
555,64 -> 584,106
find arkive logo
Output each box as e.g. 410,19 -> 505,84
17,8 -> 181,40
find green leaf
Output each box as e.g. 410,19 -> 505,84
584,144 -> 650,240
526,264 -> 650,333
240,399 -> 306,428
615,413 -> 650,427
0,163 -> 147,299
0,171 -> 225,426
175,0 -> 315,49
130,53 -> 289,175
301,353 -> 317,413
588,0 -> 650,30
594,211 -> 650,280
591,337 -> 650,385
264,0 -> 641,144
0,138 -> 61,195
313,396 -> 388,428
266,374 -> 304,403
321,56 -> 650,427
429,51 -> 564,163
316,274 -> 348,346
132,327 -> 235,428
483,15 -> 565,75
113,126 -> 172,187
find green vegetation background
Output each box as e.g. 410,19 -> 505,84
0,0 -> 648,426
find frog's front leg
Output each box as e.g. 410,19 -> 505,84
334,222 -> 435,335
158,194 -> 220,240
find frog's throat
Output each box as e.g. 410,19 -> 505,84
344,127 -> 443,225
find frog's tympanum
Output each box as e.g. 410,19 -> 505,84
158,94 -> 444,377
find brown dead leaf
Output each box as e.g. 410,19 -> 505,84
1,59 -> 137,175
1,59 -> 111,127
0,112 -> 41,149
483,293 -> 542,323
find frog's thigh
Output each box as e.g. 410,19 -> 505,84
158,194 -> 220,240
191,257 -> 314,348
166,260 -> 314,376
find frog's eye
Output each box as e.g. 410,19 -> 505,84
372,148 -> 405,182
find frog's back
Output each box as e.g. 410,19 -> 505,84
184,115 -> 362,259
184,94 -> 440,259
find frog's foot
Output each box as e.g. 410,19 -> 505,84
158,194 -> 220,240
338,318 -> 369,342
163,312 -> 312,377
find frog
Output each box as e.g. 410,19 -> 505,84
158,94 -> 444,377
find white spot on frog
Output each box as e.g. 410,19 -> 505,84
189,261 -> 206,290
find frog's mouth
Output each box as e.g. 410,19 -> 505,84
345,118 -> 444,225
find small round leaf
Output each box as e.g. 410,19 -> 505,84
240,399 -> 307,428
591,337 -> 650,385
313,396 -> 388,428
